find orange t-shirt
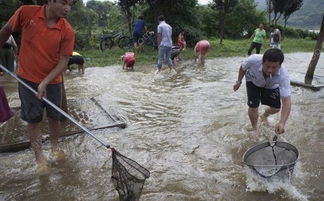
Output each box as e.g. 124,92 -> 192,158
8,5 -> 75,84
194,40 -> 210,55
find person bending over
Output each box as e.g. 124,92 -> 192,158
67,51 -> 85,74
122,52 -> 135,71
233,48 -> 291,137
194,40 -> 210,66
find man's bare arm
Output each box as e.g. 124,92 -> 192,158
0,23 -> 12,47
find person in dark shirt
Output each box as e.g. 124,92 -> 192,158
133,16 -> 146,48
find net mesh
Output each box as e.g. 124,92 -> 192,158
243,141 -> 298,178
111,148 -> 150,201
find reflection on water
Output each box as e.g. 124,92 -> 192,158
0,53 -> 323,201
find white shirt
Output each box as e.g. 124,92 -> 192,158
157,21 -> 172,47
242,54 -> 291,97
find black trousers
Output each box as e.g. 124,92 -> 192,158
248,42 -> 262,55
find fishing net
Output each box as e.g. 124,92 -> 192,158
243,138 -> 299,178
0,65 -> 150,201
111,148 -> 150,201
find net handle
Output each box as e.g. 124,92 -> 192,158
0,64 -> 110,149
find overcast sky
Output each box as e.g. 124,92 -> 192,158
82,0 -> 211,5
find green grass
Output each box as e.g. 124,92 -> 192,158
79,38 -> 317,67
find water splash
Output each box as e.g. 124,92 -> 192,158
245,167 -> 308,201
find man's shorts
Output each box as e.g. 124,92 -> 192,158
68,55 -> 84,66
246,81 -> 281,109
171,47 -> 180,60
133,32 -> 143,44
18,77 -> 63,123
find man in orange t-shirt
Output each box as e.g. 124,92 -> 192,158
0,0 -> 75,175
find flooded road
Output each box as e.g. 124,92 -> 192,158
0,52 -> 323,201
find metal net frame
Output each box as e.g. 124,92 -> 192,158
243,140 -> 299,178
111,148 -> 150,201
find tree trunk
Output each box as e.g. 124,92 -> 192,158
267,0 -> 272,24
219,9 -> 226,45
305,15 -> 324,84
126,9 -> 133,36
284,17 -> 288,28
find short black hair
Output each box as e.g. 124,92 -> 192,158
138,16 -> 143,20
263,48 -> 284,64
158,15 -> 165,21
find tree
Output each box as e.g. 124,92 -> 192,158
283,0 -> 303,27
118,0 -> 143,35
68,1 -> 98,49
265,0 -> 272,24
305,15 -> 324,85
87,0 -> 114,27
144,0 -> 201,46
196,5 -> 218,38
211,0 -> 239,44
271,0 -> 303,26
225,0 -> 266,38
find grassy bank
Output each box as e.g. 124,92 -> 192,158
79,38 -> 317,67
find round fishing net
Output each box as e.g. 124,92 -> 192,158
243,140 -> 299,178
111,148 -> 150,201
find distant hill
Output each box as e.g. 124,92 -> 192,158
254,0 -> 323,30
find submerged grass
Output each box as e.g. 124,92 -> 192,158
79,38 -> 317,68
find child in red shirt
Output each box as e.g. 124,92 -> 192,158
177,30 -> 186,50
122,52 -> 135,71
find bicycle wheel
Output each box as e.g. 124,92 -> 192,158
118,36 -> 132,49
100,37 -> 113,51
145,37 -> 158,50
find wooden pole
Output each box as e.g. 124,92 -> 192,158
0,122 -> 126,153
305,15 -> 324,85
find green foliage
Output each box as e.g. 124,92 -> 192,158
0,0 -> 21,23
67,1 -> 98,49
224,0 -> 266,38
212,0 -> 238,11
143,0 -> 202,46
276,24 -> 319,39
195,5 -> 218,38
80,38 -> 317,67
86,0 -> 115,27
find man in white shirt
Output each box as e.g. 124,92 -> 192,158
269,25 -> 281,49
233,49 -> 291,137
156,15 -> 174,73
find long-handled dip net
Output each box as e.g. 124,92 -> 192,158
111,148 -> 150,201
243,136 -> 299,179
0,65 -> 150,201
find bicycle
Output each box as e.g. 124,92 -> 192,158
137,31 -> 158,49
100,31 -> 131,51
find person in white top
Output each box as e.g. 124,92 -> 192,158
156,15 -> 175,73
269,25 -> 281,49
233,48 -> 291,137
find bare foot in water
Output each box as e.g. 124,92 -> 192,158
260,113 -> 269,124
251,129 -> 259,139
